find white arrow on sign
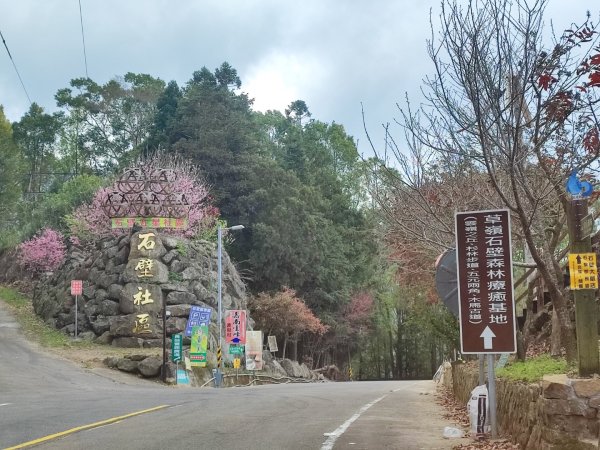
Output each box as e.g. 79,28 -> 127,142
480,326 -> 496,350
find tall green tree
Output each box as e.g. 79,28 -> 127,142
0,106 -> 26,248
55,73 -> 164,173
12,103 -> 63,194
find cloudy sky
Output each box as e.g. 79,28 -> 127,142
0,0 -> 595,156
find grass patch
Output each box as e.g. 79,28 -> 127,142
496,354 -> 571,382
169,271 -> 183,282
0,286 -> 92,349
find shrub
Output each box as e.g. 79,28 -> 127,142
17,228 -> 66,273
496,354 -> 571,382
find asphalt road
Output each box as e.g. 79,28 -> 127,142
0,300 -> 469,450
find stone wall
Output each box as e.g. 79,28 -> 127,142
31,229 -> 248,359
450,362 -> 600,449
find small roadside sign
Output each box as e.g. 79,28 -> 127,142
71,280 -> 83,296
233,358 -> 241,369
176,369 -> 189,385
455,209 -> 516,354
267,335 -> 278,352
568,253 -> 598,290
229,345 -> 244,355
225,310 -> 247,344
171,334 -> 183,362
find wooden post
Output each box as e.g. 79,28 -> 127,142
567,199 -> 600,376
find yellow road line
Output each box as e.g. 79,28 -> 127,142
4,405 -> 169,449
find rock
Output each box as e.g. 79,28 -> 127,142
112,337 -> 144,348
121,258 -> 169,284
107,284 -> 123,300
91,316 -> 112,335
541,398 -> 588,416
94,289 -> 108,302
571,378 -> 600,398
299,363 -> 312,378
138,356 -> 163,377
119,283 -> 163,315
104,356 -> 119,368
162,235 -> 179,250
118,234 -> 130,249
96,299 -> 120,316
114,246 -> 129,265
167,304 -> 192,317
129,230 -> 167,260
95,331 -> 113,345
160,282 -> 188,293
162,250 -> 178,264
116,358 -> 139,373
280,359 -> 305,378
542,374 -> 574,399
170,260 -> 186,273
166,291 -> 197,305
181,267 -> 201,281
166,317 -> 188,334
589,393 -> 600,408
110,314 -> 161,339
142,339 -> 165,348
265,360 -> 288,377
126,354 -> 150,361
78,331 -> 96,341
89,267 -> 119,289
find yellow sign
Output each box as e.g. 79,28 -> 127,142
569,253 -> 598,290
111,217 -> 189,229
233,358 -> 241,369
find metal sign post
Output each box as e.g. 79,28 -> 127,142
70,280 -> 83,339
455,209 -> 517,439
487,354 -> 497,437
567,198 -> 600,376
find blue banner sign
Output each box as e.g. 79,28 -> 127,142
185,306 -> 212,337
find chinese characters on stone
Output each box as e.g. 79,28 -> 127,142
133,232 -> 156,334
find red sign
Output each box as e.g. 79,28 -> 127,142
455,209 -> 516,354
225,310 -> 247,344
70,280 -> 83,296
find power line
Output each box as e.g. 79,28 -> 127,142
0,27 -> 32,105
78,0 -> 89,78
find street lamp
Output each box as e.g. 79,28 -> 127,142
215,224 -> 245,387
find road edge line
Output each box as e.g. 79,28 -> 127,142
4,405 -> 170,449
320,395 -> 386,450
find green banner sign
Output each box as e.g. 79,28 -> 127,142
171,333 -> 183,362
190,325 -> 208,367
229,345 -> 245,355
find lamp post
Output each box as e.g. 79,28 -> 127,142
161,306 -> 171,383
215,224 -> 244,387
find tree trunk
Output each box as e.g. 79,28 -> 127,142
291,336 -> 298,361
282,333 -> 288,359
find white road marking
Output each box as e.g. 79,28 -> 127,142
320,395 -> 386,450
0,403 -> 12,407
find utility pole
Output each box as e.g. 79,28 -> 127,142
567,198 -> 599,376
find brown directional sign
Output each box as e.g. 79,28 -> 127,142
455,209 -> 516,354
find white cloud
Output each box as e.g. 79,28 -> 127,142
244,51 -> 327,113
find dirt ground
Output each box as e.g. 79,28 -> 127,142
44,342 -> 161,370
